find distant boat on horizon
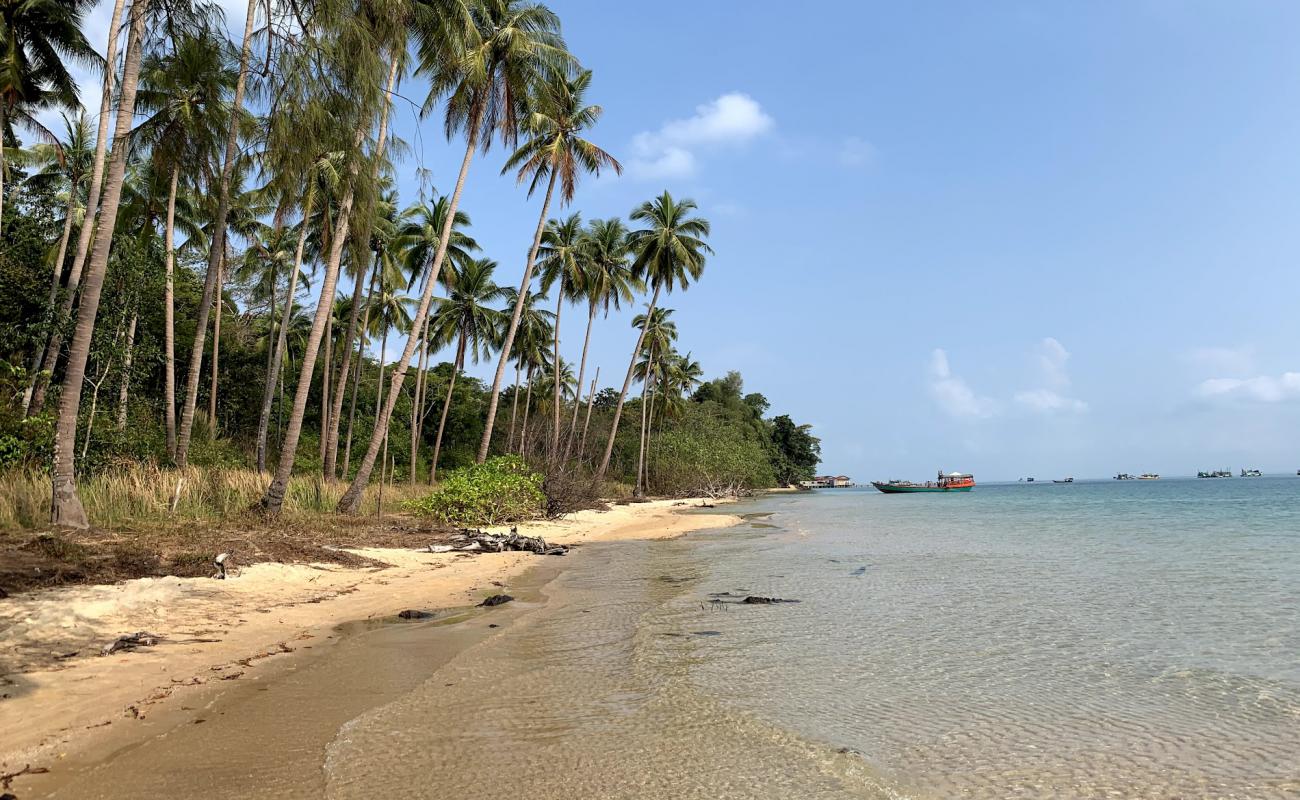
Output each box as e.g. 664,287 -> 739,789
1240,468 -> 1262,477
1198,469 -> 1232,479
1138,473 -> 1160,480
1052,477 -> 1075,484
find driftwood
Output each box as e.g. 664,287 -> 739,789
213,552 -> 230,580
101,631 -> 161,656
706,593 -> 800,606
479,594 -> 514,607
430,528 -> 567,557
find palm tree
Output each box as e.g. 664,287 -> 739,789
131,31 -> 235,457
174,0 -> 261,467
50,0 -> 151,528
22,112 -> 93,407
475,67 -> 619,464
497,286 -> 552,453
631,307 -> 676,495
388,193 -> 479,480
425,256 -> 506,480
535,212 -> 584,460
0,0 -> 99,226
596,192 -> 711,485
567,217 -> 638,458
336,0 -> 570,513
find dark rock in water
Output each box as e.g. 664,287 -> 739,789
692,630 -> 723,636
836,746 -> 864,757
850,566 -> 867,576
488,623 -> 500,628
397,609 -> 434,620
479,594 -> 514,607
741,596 -> 799,605
707,591 -> 737,597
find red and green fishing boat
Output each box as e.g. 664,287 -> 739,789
872,470 -> 975,494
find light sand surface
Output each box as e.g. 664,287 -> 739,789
0,499 -> 739,775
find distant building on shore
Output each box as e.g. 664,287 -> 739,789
801,475 -> 853,488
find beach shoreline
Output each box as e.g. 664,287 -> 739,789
0,498 -> 741,790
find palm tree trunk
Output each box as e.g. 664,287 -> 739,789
326,55 -> 399,479
27,181 -> 79,404
564,301 -> 596,459
508,360 -> 521,452
475,166 -> 558,464
115,310 -> 137,431
207,252 -> 224,439
376,320 -> 389,470
160,164 -> 179,458
50,0 -> 150,528
429,331 -> 465,483
579,367 -> 598,458
259,119 -> 369,515
343,264 -> 378,478
550,282 -> 564,462
257,196 -> 309,473
175,0 -> 258,468
25,0 -> 126,418
409,320 -> 428,484
335,104 -> 485,515
520,363 -> 535,458
319,306 -> 332,471
596,284 -> 661,482
635,354 -> 654,497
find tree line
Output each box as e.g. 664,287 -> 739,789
0,0 -> 819,528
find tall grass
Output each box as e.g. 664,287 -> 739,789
0,466 -> 433,530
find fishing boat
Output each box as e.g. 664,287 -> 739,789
1138,473 -> 1160,480
1114,473 -> 1135,480
1052,477 -> 1074,484
1240,468 -> 1262,477
872,470 -> 974,494
1198,469 -> 1232,479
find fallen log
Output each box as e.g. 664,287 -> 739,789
101,632 -> 161,656
437,529 -> 568,556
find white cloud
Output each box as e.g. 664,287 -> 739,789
1186,346 -> 1255,377
838,136 -> 875,168
929,349 -> 997,419
1016,337 -> 1087,413
1196,372 -> 1300,403
628,92 -> 773,179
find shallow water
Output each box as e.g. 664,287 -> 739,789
326,479 -> 1300,799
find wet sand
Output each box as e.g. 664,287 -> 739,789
0,500 -> 740,798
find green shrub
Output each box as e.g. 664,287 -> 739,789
405,455 -> 545,526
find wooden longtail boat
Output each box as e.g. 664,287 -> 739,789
872,471 -> 974,494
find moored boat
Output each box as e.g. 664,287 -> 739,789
1138,473 -> 1160,480
872,470 -> 974,494
1240,468 -> 1262,477
1052,477 -> 1074,484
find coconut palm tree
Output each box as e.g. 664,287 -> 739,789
475,67 -> 619,464
631,307 -> 676,495
596,192 -> 711,485
130,31 -> 235,456
535,211 -> 583,461
0,0 -> 99,226
496,286 -> 552,452
336,0 -> 570,513
50,0 -> 151,528
389,193 -> 479,478
425,256 -> 505,480
174,0 -> 262,468
567,216 -> 638,458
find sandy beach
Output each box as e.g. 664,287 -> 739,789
0,499 -> 740,794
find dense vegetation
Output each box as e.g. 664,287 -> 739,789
0,0 -> 819,530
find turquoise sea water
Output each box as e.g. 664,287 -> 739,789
325,478 -> 1300,799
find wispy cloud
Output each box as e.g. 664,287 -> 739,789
1197,372 -> 1300,403
628,92 -> 774,179
1185,345 -> 1255,377
929,349 -> 997,419
1015,337 -> 1087,413
838,136 -> 875,168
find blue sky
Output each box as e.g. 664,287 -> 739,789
66,0 -> 1300,480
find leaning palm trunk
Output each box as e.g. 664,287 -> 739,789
49,0 -> 150,528
343,266 -> 378,478
507,360 -> 521,452
596,284 -> 661,482
549,284 -> 563,461
335,108 -> 485,515
175,0 -> 258,467
519,364 -> 535,457
326,57 -> 399,478
429,331 -> 465,483
564,301 -> 596,459
28,183 -> 79,394
318,309 -> 332,471
475,168 -> 558,464
259,126 -> 367,515
256,198 -> 310,472
579,366 -> 598,458
25,0 -> 128,417
409,318 -> 429,484
162,165 -> 179,458
207,254 -> 224,438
